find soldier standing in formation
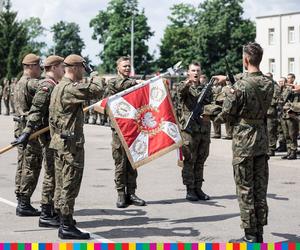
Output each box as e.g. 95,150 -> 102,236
3,77 -> 11,115
106,56 -> 146,208
280,73 -> 299,160
10,77 -> 17,114
213,42 -> 274,242
13,55 -> 65,227
49,54 -> 104,239
11,53 -> 42,216
176,62 -> 211,201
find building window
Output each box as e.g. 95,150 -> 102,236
269,59 -> 275,74
288,58 -> 295,73
268,28 -> 275,45
288,26 -> 295,43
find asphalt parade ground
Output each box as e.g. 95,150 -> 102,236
0,115 -> 299,242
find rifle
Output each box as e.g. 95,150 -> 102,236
225,57 -> 235,85
183,78 -> 216,134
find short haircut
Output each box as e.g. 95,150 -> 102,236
243,42 -> 263,66
287,73 -> 295,79
116,56 -> 131,66
280,77 -> 287,83
188,62 -> 201,70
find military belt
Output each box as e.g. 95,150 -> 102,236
238,118 -> 264,125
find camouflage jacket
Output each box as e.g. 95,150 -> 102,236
215,71 -> 274,157
14,75 -> 39,117
23,77 -> 58,134
281,86 -> 300,119
267,81 -> 281,118
49,76 -> 104,153
177,80 -> 212,134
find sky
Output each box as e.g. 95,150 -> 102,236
6,0 -> 300,64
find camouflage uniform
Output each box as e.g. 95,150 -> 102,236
277,85 -> 287,150
3,78 -> 10,115
281,86 -> 300,157
14,75 -> 42,198
106,75 -> 138,194
215,72 -> 274,234
23,77 -> 58,205
10,78 -> 17,114
266,82 -> 281,154
49,76 -> 103,216
177,79 -> 212,195
211,85 -> 223,137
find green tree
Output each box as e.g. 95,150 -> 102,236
22,17 -> 47,55
90,0 -> 154,74
195,0 -> 255,76
49,21 -> 85,57
158,3 -> 198,70
0,0 -> 30,79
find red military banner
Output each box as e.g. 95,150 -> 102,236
106,78 -> 182,168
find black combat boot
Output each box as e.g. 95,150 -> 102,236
16,196 -> 41,216
39,204 -> 60,228
186,186 -> 199,201
196,188 -> 210,200
243,228 -> 257,242
276,143 -> 287,152
58,214 -> 90,240
116,190 -> 127,208
267,150 -> 275,157
281,152 -> 290,159
287,151 -> 297,160
127,192 -> 146,206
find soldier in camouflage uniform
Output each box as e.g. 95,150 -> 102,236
49,54 -> 103,239
211,84 -> 223,138
213,43 -> 274,242
107,56 -> 146,208
280,73 -> 299,160
13,55 -> 65,227
3,78 -> 10,115
265,73 -> 281,156
177,62 -> 212,201
9,77 -> 17,114
11,54 -> 42,216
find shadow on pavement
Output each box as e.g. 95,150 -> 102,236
74,208 -> 146,217
77,216 -> 167,228
93,226 -> 200,239
147,198 -> 225,208
272,232 -> 300,242
170,212 -> 240,224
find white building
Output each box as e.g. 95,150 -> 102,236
256,11 -> 300,81
0,0 -> 3,12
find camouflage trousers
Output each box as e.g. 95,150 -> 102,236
212,121 -> 221,137
267,117 -> 278,151
53,147 -> 84,216
281,118 -> 299,153
14,121 -> 43,198
112,130 -> 137,193
181,131 -> 210,189
277,118 -> 286,145
225,122 -> 233,137
233,154 -> 269,231
39,135 -> 56,205
3,97 -> 10,115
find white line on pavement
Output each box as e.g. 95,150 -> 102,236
0,196 -> 114,242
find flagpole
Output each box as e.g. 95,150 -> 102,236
130,15 -> 135,76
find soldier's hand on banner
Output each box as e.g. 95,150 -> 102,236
11,132 -> 30,148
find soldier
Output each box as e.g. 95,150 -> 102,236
82,77 -> 90,124
9,77 -> 17,114
265,73 -> 281,156
211,83 -> 223,138
213,42 -> 274,242
176,62 -> 212,201
276,77 -> 288,152
107,56 -> 146,208
12,55 -> 65,227
49,54 -> 103,239
3,77 -> 10,115
89,72 -> 100,124
280,73 -> 299,160
11,53 -> 42,216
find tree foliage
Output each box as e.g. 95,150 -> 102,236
90,0 -> 154,74
158,0 -> 255,76
50,21 -> 85,57
0,0 -> 30,79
